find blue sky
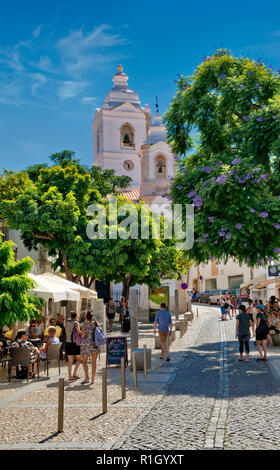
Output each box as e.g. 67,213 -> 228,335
1,0 -> 280,171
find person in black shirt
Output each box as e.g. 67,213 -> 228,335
235,305 -> 255,363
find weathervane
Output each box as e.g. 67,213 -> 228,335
155,96 -> 159,113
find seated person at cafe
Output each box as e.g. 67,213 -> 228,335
39,326 -> 60,359
3,325 -> 17,343
44,318 -> 61,342
36,317 -> 45,338
26,320 -> 40,339
10,329 -> 40,379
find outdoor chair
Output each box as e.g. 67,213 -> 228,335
8,348 -> 38,382
40,342 -> 62,377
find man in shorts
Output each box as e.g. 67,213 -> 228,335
153,302 -> 172,362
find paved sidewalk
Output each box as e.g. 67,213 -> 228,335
0,310 -> 203,450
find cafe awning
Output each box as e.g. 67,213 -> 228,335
28,273 -> 80,303
39,273 -> 97,299
255,278 -> 278,289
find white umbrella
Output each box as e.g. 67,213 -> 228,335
39,273 -> 96,299
28,273 -> 80,302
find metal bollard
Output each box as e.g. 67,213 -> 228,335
57,378 -> 64,433
121,357 -> 126,399
180,321 -> 184,338
197,308 -> 199,318
143,344 -> 147,378
102,368 -> 107,414
132,351 -> 138,388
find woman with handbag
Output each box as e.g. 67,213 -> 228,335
65,312 -> 82,381
255,305 -> 270,361
80,311 -> 100,385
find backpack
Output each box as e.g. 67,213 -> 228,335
71,323 -> 82,346
94,325 -> 106,347
257,314 -> 269,336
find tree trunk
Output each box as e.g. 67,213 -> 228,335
61,251 -> 74,282
122,275 -> 131,301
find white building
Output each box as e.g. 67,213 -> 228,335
92,65 -> 188,318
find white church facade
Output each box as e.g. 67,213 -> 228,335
91,65 -> 188,318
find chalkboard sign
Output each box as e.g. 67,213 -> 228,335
106,337 -> 128,367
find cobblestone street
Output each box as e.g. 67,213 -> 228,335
116,306 -> 280,451
1,305 -> 280,450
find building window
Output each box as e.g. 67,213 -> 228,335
120,124 -> 134,149
96,130 -> 101,154
155,155 -> 167,179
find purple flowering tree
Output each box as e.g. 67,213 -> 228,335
165,49 -> 280,265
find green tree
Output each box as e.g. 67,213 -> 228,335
165,49 -> 280,266
0,234 -> 43,328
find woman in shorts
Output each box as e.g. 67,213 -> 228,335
106,298 -> 116,332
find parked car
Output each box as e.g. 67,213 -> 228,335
196,291 -> 212,303
208,290 -> 232,305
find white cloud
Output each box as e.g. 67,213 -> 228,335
81,96 -> 97,104
57,80 -> 86,100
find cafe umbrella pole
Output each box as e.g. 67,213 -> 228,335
57,378 -> 65,433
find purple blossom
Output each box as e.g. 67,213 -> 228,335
208,216 -> 215,223
219,231 -> 225,237
260,174 -> 267,179
225,233 -> 232,239
236,223 -> 242,230
182,168 -> 187,174
245,174 -> 252,181
216,175 -> 227,184
250,209 -> 255,213
177,185 -> 183,190
255,83 -> 260,88
220,74 -> 227,79
253,168 -> 259,173
275,223 -> 280,229
242,116 -> 250,122
216,161 -> 223,166
210,256 -> 214,261
244,243 -> 247,247
195,166 -> 200,169
274,248 -> 280,254
247,256 -> 251,262
211,177 -> 216,182
188,190 -> 197,198
256,178 -> 261,183
248,72 -> 252,77
260,211 -> 268,218
268,257 -> 273,263
278,196 -> 280,200
203,181 -> 209,186
240,84 -> 245,89
257,116 -> 264,122
232,158 -> 241,165
214,240 -> 219,245
202,166 -> 212,173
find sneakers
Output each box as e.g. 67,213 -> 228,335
166,356 -> 170,362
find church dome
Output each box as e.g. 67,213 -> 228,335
102,65 -> 142,110
144,112 -> 167,144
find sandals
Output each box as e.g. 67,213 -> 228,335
81,379 -> 90,385
73,375 -> 80,380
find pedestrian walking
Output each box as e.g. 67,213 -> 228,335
153,302 -> 172,362
255,304 -> 270,361
106,298 -> 116,332
80,311 -> 100,385
65,312 -> 82,381
231,295 -> 238,317
235,305 -> 255,362
220,296 -> 227,321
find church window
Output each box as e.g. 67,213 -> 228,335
96,130 -> 101,154
155,155 -> 167,179
120,124 -> 134,149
